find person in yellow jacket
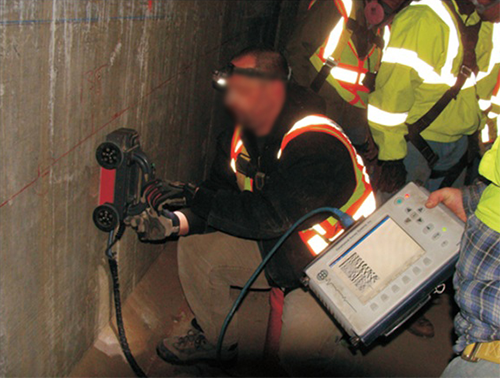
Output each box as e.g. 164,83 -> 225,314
426,138 -> 500,377
368,0 -> 500,196
478,64 -> 500,144
284,0 -> 410,165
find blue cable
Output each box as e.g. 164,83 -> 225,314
216,207 -> 354,363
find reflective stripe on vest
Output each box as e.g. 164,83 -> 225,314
309,0 -> 383,108
368,0 -> 484,128
277,115 -> 376,255
230,126 -> 254,192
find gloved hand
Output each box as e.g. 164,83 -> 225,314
377,159 -> 407,193
142,179 -> 196,212
125,208 -> 180,242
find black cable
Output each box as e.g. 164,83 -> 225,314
216,207 -> 354,364
106,229 -> 148,378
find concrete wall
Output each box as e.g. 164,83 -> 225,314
0,1 -> 299,376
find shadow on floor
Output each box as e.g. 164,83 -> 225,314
70,245 -> 458,377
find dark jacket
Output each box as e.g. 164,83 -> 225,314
187,84 -> 357,289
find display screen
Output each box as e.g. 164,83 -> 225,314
330,216 -> 425,304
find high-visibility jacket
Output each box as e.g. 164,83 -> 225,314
476,138 -> 500,233
368,0 -> 499,161
230,115 -> 376,255
308,0 -> 387,109
478,61 -> 500,143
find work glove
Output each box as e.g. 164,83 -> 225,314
354,133 -> 379,163
125,208 -> 180,242
142,179 -> 196,212
377,159 -> 407,194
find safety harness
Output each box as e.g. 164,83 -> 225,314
230,115 -> 376,255
404,0 -> 481,186
309,0 -> 386,107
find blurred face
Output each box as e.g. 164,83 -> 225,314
223,55 -> 286,137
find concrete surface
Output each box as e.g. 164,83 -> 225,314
0,1 -> 300,376
70,245 -> 458,378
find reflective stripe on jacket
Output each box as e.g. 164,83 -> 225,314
368,0 -> 498,161
308,0 -> 385,109
230,114 -> 376,255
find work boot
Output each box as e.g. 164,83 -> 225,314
156,319 -> 238,365
407,315 -> 435,338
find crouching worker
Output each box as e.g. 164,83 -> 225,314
426,137 -> 500,378
127,47 -> 376,375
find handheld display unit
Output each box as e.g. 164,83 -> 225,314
303,182 -> 465,346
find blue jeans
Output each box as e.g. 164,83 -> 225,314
442,356 -> 500,377
404,136 -> 468,192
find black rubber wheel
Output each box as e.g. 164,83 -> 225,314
93,204 -> 120,232
96,141 -> 123,169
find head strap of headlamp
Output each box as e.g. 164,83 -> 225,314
213,63 -> 291,85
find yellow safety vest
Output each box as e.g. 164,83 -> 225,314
476,138 -> 500,233
230,115 -> 376,255
309,0 -> 387,109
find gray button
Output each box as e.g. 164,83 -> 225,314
392,285 -> 400,293
441,240 -> 449,248
402,276 -> 411,284
423,224 -> 434,234
405,217 -> 412,224
381,294 -> 389,302
370,303 -> 379,311
411,212 -> 418,219
417,217 -> 424,224
423,258 -> 432,266
432,232 -> 441,241
417,207 -> 425,213
405,207 -> 412,213
412,266 -> 422,275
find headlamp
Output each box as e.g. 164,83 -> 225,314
212,63 -> 291,92
471,0 -> 500,14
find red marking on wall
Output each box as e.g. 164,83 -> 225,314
148,0 -> 153,12
0,34 -> 243,209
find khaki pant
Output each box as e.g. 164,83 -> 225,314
178,232 -> 364,376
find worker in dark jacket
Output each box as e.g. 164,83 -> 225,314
127,47 -> 375,374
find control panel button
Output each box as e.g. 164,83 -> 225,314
395,198 -> 404,205
441,240 -> 449,248
405,207 -> 412,213
392,285 -> 400,293
404,218 -> 412,224
370,303 -> 379,311
423,258 -> 432,266
432,232 -> 441,241
402,276 -> 411,284
410,212 -> 418,219
412,266 -> 421,275
423,224 -> 434,234
381,294 -> 389,302
417,217 -> 424,225
417,207 -> 425,213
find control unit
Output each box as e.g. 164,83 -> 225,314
303,182 -> 465,345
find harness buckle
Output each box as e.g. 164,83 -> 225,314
255,172 -> 266,191
460,65 -> 473,78
325,56 -> 338,70
462,343 -> 481,363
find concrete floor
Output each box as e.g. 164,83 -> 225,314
70,243 -> 458,377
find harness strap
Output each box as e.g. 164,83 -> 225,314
311,1 -> 359,93
405,1 -> 480,168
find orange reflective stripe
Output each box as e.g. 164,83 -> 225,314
279,115 -> 375,255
